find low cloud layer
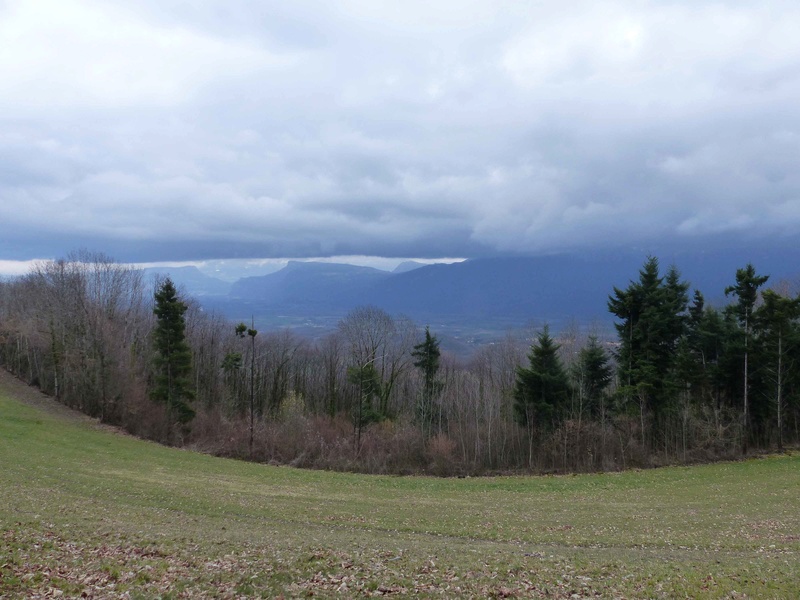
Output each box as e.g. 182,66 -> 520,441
2,0 -> 799,261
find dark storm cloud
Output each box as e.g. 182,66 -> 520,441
1,0 -> 799,262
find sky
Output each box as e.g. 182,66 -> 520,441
2,0 -> 800,273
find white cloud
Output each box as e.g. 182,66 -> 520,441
0,259 -> 44,277
1,1 -> 800,262
0,0 -> 287,113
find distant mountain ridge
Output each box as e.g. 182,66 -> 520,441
142,266 -> 231,297
155,248 -> 800,334
392,260 -> 427,274
230,261 -> 392,310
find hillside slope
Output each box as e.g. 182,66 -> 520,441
1,368 -> 799,597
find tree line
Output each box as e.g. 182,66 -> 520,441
1,250 -> 798,475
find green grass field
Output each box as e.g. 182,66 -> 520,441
1,373 -> 798,598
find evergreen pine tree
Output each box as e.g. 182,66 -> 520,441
411,326 -> 444,437
683,290 -> 709,397
571,335 -> 612,420
754,289 -> 800,450
608,257 -> 689,439
347,362 -> 383,451
151,278 -> 194,429
725,263 -> 769,451
514,325 -> 571,431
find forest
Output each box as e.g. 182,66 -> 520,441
0,249 -> 798,475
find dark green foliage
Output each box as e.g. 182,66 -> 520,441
605,258 -> 800,457
222,352 -> 243,372
412,326 -> 444,436
571,335 -> 612,419
689,305 -> 740,410
347,363 -> 383,426
724,264 -> 769,449
754,289 -> 800,449
514,325 -> 571,431
672,335 -> 698,394
607,257 -> 690,426
683,291 -> 732,406
151,278 -> 194,425
725,265 -> 770,326
688,290 -> 705,334
663,265 -> 690,343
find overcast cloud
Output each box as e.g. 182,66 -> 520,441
1,0 -> 799,263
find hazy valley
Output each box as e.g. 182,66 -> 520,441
148,246 -> 800,351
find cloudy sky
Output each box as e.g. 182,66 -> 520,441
2,0 -> 800,269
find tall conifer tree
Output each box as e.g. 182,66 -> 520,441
608,257 -> 689,441
514,325 -> 570,431
754,289 -> 799,450
412,326 -> 444,437
152,278 -> 194,429
725,263 -> 769,452
571,335 -> 612,420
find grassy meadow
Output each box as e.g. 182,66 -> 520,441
1,372 -> 798,598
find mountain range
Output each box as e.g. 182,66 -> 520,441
144,245 -> 800,342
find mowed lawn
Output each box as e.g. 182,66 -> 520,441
1,373 -> 798,598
